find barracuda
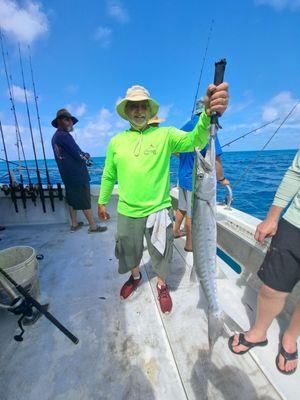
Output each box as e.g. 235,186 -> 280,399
191,135 -> 225,351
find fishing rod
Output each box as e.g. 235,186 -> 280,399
221,118 -> 279,148
0,266 -> 79,344
233,101 -> 300,190
0,30 -> 34,207
0,31 -> 30,185
0,120 -> 18,212
18,44 -> 46,213
28,46 -> 55,211
191,19 -> 214,118
210,59 -> 227,137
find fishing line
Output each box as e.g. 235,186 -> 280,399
232,102 -> 299,190
221,118 -> 279,148
191,19 -> 214,117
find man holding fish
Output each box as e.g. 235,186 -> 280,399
98,80 -> 229,314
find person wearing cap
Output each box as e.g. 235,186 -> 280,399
51,109 -> 107,233
173,99 -> 229,252
98,83 -> 229,313
147,115 -> 165,128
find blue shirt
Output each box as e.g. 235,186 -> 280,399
52,129 -> 90,185
178,115 -> 222,191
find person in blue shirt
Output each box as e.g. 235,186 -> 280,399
51,108 -> 107,233
173,99 -> 229,251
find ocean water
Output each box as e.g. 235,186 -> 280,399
0,149 -> 297,220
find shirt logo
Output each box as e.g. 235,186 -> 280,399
144,144 -> 157,155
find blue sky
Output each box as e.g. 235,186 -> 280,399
0,0 -> 299,160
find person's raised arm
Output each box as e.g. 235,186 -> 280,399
168,83 -> 229,153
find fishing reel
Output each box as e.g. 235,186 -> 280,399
1,184 -> 11,195
8,296 -> 46,342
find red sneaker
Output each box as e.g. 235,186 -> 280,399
157,284 -> 172,313
120,273 -> 142,299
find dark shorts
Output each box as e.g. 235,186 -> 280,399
65,183 -> 91,210
257,219 -> 300,293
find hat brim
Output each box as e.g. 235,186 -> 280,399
116,97 -> 159,121
148,117 -> 165,125
51,116 -> 78,128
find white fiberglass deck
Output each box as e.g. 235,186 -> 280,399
1,199 -> 295,400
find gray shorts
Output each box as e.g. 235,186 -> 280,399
115,209 -> 174,279
178,187 -> 192,218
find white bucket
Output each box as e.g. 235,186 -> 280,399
0,246 -> 39,305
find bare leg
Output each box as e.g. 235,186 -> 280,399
83,209 -> 97,230
185,216 -> 192,251
232,284 -> 288,352
69,206 -> 78,227
157,276 -> 165,287
278,301 -> 300,372
174,209 -> 186,237
131,266 -> 141,278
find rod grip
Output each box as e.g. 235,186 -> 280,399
211,59 -> 227,125
213,59 -> 227,86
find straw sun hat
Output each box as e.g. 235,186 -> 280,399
116,85 -> 159,121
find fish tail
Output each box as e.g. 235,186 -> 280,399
208,311 -> 224,353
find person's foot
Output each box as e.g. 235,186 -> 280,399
276,332 -> 298,374
184,240 -> 192,252
88,225 -> 107,233
157,284 -> 172,313
120,273 -> 142,299
230,330 -> 267,354
70,221 -> 84,232
184,246 -> 193,252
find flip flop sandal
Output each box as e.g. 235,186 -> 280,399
88,225 -> 107,234
228,333 -> 268,355
70,222 -> 84,232
276,344 -> 298,375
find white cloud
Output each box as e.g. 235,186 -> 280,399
255,0 -> 300,10
261,91 -> 300,125
65,103 -> 87,117
65,84 -> 78,94
0,0 -> 48,44
227,91 -> 254,114
9,84 -> 33,103
79,108 -> 125,140
106,0 -> 129,23
158,104 -> 173,121
93,26 -> 112,47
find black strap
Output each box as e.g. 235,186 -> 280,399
238,333 -> 267,348
280,346 -> 298,364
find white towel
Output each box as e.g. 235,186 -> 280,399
146,209 -> 172,255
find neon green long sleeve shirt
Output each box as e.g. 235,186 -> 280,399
273,150 -> 300,229
98,111 -> 210,217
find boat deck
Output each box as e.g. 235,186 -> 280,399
2,203 -> 298,400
